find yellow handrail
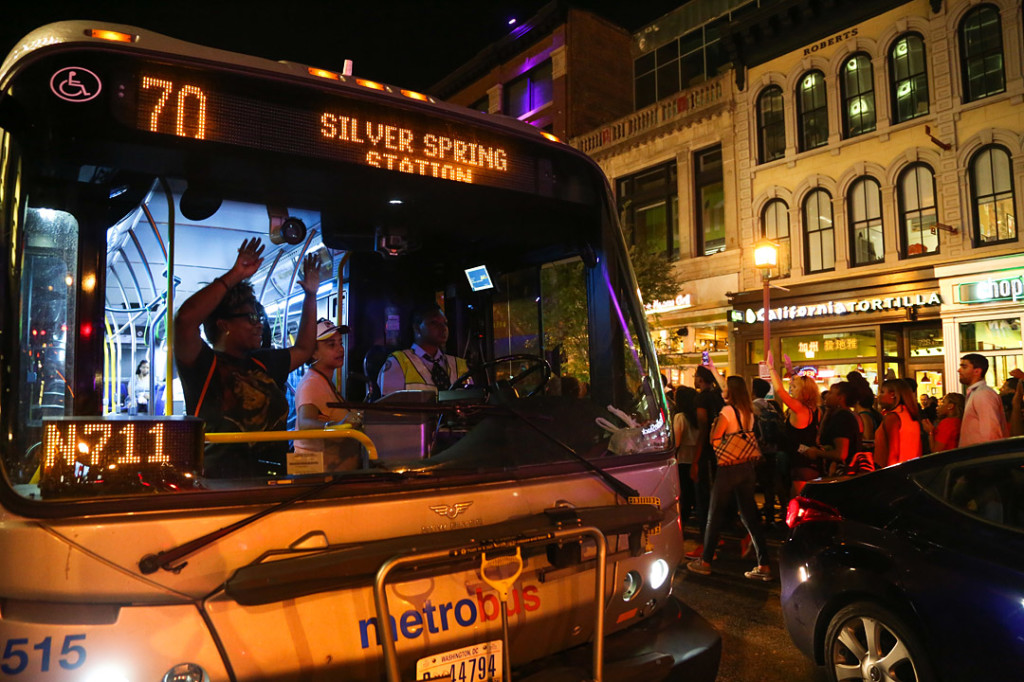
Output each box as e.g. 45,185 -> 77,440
204,426 -> 377,461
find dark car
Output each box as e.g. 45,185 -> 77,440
779,442 -> 1024,682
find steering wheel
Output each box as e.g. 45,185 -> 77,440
450,354 -> 553,399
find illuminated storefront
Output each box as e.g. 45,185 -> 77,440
937,255 -> 1024,390
730,269 -> 946,396
645,288 -> 732,390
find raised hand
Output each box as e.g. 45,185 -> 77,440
230,238 -> 265,280
298,252 -> 321,295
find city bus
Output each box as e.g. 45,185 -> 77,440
0,22 -> 720,682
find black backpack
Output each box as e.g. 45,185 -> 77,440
754,400 -> 785,455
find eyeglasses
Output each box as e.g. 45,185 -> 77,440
223,311 -> 263,325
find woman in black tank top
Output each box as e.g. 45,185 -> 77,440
769,357 -> 822,502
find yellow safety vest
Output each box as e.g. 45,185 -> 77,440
390,349 -> 468,392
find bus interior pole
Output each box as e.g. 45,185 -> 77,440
160,178 -> 175,415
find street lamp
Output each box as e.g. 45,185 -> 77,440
754,240 -> 779,366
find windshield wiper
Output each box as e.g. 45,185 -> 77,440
138,469 -> 417,575
501,406 -> 639,501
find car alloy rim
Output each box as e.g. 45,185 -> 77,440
832,615 -> 918,682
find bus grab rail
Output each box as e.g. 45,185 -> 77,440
373,525 -> 607,682
205,426 -> 378,461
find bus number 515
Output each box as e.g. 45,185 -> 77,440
1,635 -> 86,675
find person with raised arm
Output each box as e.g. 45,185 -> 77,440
767,351 -> 822,498
175,237 -> 320,477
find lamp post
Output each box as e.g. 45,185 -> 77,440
754,241 -> 779,368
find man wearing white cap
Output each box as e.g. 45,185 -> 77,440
293,319 -> 362,470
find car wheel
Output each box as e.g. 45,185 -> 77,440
823,602 -> 934,682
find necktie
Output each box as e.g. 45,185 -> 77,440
425,355 -> 449,390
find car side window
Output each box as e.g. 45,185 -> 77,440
941,458 -> 1024,531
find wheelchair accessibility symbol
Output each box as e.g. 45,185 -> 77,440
50,67 -> 102,102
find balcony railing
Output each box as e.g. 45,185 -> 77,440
571,74 -> 730,154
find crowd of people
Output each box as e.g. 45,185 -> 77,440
670,351 -> 1018,581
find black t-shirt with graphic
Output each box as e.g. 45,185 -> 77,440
179,345 -> 291,478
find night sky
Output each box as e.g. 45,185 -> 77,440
4,1 -> 686,92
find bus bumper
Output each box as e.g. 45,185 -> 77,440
515,595 -> 721,682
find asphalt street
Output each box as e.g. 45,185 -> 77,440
675,524 -> 828,682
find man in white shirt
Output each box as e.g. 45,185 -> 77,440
377,303 -> 468,396
958,353 -> 1008,447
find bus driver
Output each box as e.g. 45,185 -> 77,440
377,303 -> 468,396
175,238 -> 321,477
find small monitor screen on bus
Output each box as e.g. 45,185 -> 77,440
465,265 -> 493,292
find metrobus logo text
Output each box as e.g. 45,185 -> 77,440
320,113 -> 509,184
358,585 -> 540,649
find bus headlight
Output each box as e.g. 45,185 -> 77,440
648,559 -> 670,590
162,662 -> 209,682
622,570 -> 643,601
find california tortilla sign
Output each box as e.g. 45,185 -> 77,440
735,291 -> 942,324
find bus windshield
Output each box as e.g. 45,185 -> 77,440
0,29 -> 669,509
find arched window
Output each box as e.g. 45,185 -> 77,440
848,177 -> 884,266
761,199 -> 790,278
841,54 -> 876,138
960,4 -> 1005,102
803,189 -> 835,273
898,164 -> 938,257
890,34 -> 929,123
970,145 -> 1017,245
797,71 -> 828,151
757,85 -> 785,163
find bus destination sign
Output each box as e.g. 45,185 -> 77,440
129,70 -> 527,192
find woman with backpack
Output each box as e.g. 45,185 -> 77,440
686,376 -> 771,581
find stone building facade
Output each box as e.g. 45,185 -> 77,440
575,0 -> 1024,394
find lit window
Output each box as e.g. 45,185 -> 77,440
618,162 -> 679,258
890,34 -> 929,123
761,199 -> 790,277
632,19 -> 727,110
841,54 -> 875,138
797,71 -> 828,151
848,177 -> 884,266
757,85 -> 785,163
970,145 -> 1016,245
898,164 -> 938,257
803,189 -> 835,273
960,5 -> 1005,102
695,146 -> 724,256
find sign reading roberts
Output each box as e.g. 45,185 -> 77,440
732,291 -> 942,324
